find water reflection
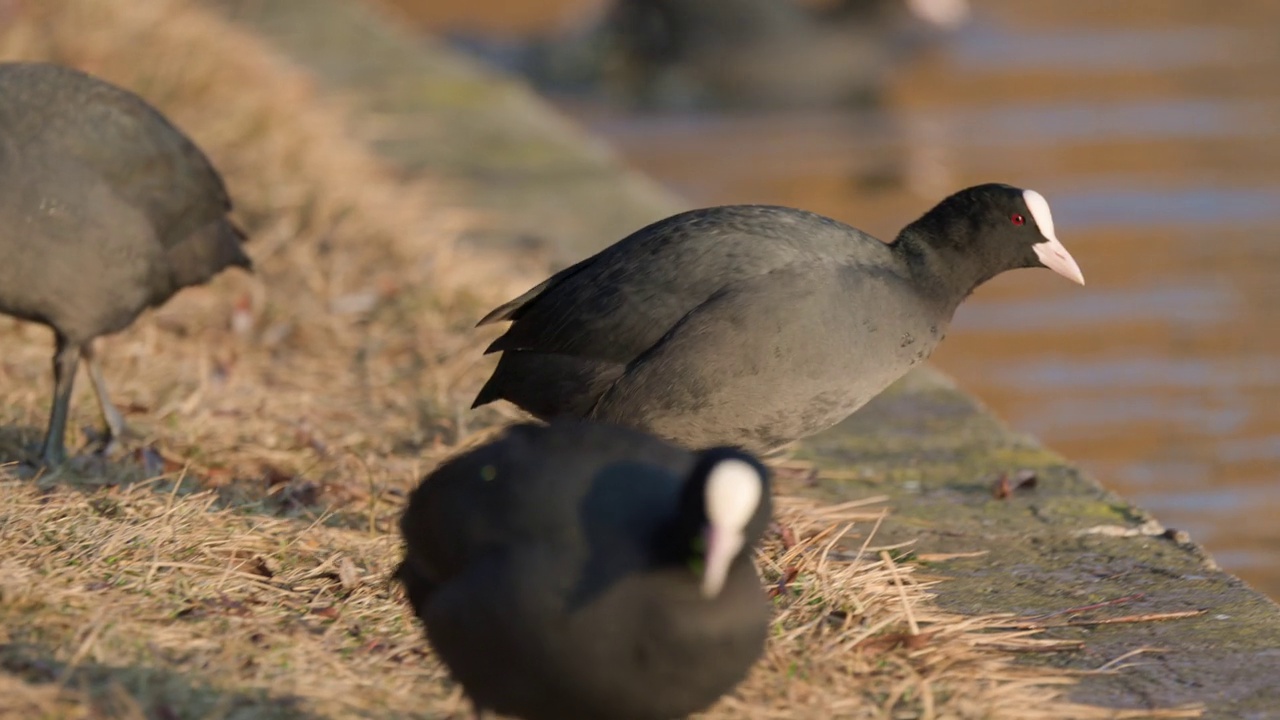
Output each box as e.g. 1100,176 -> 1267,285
958,285 -> 1239,329
951,26 -> 1242,71
1061,186 -> 1280,226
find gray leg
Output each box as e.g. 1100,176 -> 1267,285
39,336 -> 81,466
81,342 -> 127,444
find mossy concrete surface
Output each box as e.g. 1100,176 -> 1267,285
208,0 -> 679,266
809,372 -> 1280,718
209,0 -> 1280,716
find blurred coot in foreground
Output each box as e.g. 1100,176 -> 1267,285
397,419 -> 772,719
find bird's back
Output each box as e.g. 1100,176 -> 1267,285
401,422 -> 693,586
0,63 -> 250,333
0,64 -> 233,247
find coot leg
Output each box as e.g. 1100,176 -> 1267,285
82,342 -> 127,449
39,335 -> 81,465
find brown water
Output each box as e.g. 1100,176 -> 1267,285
375,0 -> 1280,598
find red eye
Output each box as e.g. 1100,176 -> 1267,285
1010,213 -> 1025,226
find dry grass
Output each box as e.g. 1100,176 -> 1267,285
0,0 -> 1204,718
720,497 -> 1202,720
0,480 -> 1203,720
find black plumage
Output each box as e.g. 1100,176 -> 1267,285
474,184 -> 1084,454
397,420 -> 773,720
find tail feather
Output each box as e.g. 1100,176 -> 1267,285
475,276 -> 554,327
471,373 -> 505,410
475,254 -> 598,327
471,351 -> 623,419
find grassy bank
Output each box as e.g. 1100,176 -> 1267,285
0,0 -> 1200,717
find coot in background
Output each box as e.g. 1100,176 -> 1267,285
594,0 -> 970,110
442,0 -> 970,111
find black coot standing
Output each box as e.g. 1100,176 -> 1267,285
0,62 -> 251,465
397,420 -> 772,720
473,183 -> 1084,454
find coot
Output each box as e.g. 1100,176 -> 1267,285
397,420 -> 772,719
473,183 -> 1083,454
0,62 -> 251,464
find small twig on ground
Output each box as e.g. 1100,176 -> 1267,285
1024,593 -> 1146,622
768,567 -> 800,599
915,550 -> 989,562
1094,646 -> 1170,672
1055,610 -> 1208,628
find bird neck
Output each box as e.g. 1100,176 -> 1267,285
658,481 -> 709,568
891,224 -> 1002,309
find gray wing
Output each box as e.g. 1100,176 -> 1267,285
473,205 -> 879,415
588,262 -> 933,452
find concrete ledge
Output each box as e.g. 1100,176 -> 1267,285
209,0 -> 678,263
209,1 -> 1280,716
